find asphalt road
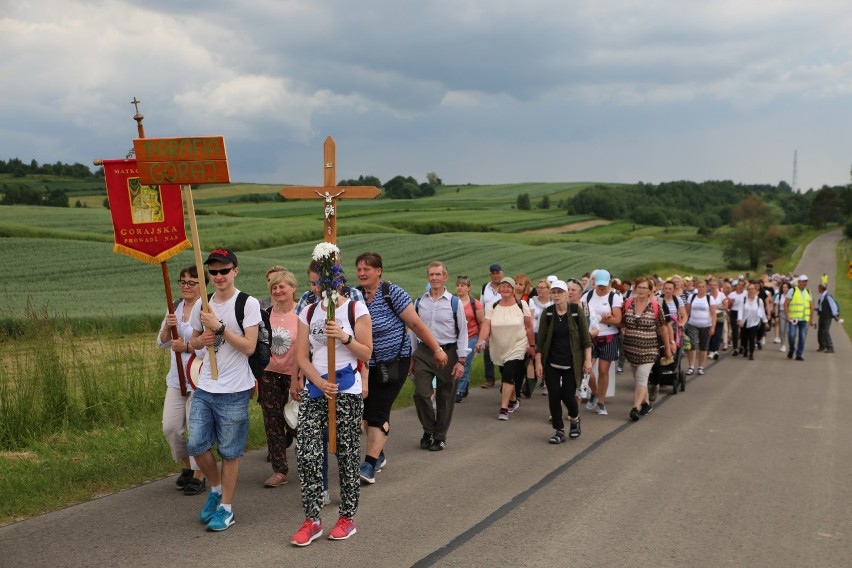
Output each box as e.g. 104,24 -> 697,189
2,230 -> 849,567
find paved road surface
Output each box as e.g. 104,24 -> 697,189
2,231 -> 849,567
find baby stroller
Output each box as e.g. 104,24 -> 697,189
648,311 -> 685,397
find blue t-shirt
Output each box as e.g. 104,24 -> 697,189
367,281 -> 412,365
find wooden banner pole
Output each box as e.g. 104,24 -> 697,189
182,184 -> 218,379
127,100 -> 190,395
161,262 -> 189,396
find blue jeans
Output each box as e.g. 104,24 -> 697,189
457,336 -> 478,396
187,388 -> 251,460
788,320 -> 809,358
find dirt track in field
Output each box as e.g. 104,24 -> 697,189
524,219 -> 611,234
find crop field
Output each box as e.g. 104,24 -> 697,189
0,178 -> 726,328
1,230 -> 725,325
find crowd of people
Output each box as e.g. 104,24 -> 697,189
156,251 -> 842,545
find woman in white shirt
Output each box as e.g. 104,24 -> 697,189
157,265 -> 207,496
738,282 -> 769,361
774,281 -> 791,352
685,280 -> 716,376
529,279 -> 553,394
291,289 -> 372,545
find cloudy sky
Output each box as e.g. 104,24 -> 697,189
2,0 -> 851,190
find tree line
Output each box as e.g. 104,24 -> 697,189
338,172 -> 443,199
1,158 -> 101,179
568,180 -> 823,228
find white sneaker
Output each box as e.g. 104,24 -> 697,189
585,395 -> 599,411
760,337 -> 766,346
596,404 -> 608,416
773,337 -> 781,344
780,345 -> 787,353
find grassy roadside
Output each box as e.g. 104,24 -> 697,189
836,238 -> 851,338
0,327 -> 486,526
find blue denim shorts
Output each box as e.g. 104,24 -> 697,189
188,388 -> 251,460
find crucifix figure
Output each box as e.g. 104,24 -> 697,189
280,136 -> 380,243
280,136 -> 380,452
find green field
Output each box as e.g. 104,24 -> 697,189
0,179 -> 727,325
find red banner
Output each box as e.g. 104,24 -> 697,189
103,159 -> 191,264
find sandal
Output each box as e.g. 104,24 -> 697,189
568,418 -> 581,439
183,477 -> 206,496
264,472 -> 288,488
697,367 -> 705,375
548,430 -> 566,444
686,367 -> 695,375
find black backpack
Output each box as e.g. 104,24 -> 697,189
208,291 -> 271,380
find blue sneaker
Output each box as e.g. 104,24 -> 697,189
359,462 -> 375,484
375,452 -> 387,473
206,506 -> 235,531
199,491 -> 222,523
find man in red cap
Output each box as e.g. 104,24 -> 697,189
188,248 -> 261,531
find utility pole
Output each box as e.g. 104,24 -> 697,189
792,149 -> 798,192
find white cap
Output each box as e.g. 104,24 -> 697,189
546,275 -> 558,283
798,274 -> 809,282
550,280 -> 568,292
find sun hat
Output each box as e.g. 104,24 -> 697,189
284,399 -> 299,430
186,354 -> 203,385
498,276 -> 516,288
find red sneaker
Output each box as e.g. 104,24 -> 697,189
291,518 -> 322,547
327,516 -> 357,540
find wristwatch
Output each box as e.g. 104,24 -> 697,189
343,334 -> 353,345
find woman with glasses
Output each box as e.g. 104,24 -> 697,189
622,277 -> 671,421
157,265 -> 208,496
455,276 -> 484,403
534,280 -> 592,443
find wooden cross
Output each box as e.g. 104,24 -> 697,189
279,136 -> 380,453
279,136 -> 381,242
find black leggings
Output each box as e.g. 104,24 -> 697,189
543,365 -> 579,431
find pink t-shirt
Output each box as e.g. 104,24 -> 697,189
265,307 -> 298,376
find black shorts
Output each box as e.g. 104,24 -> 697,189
363,357 -> 410,429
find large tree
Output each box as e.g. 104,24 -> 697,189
723,194 -> 783,270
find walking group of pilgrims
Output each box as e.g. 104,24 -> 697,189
156,250 -> 842,546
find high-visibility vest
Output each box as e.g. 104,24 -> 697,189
788,287 -> 812,321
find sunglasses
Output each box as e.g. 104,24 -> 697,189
208,267 -> 234,276
178,280 -> 199,287
566,278 -> 582,286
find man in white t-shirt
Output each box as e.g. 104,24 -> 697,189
580,269 -> 623,416
188,249 -> 261,532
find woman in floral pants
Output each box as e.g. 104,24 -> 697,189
290,289 -> 372,547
